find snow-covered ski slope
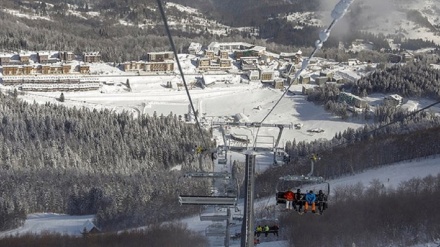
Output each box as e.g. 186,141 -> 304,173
1,156 -> 439,246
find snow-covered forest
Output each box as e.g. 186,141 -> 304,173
353,59 -> 440,98
0,92 -> 216,231
307,58 -> 440,120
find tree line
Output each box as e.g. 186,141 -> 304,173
306,60 -> 440,120
352,60 -> 440,99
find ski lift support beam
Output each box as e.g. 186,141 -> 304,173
214,121 -> 288,155
205,226 -> 227,237
217,145 -> 274,152
279,175 -> 325,183
219,125 -> 228,148
197,147 -> 218,172
184,172 -> 232,179
241,152 -> 256,247
274,125 -> 284,149
277,156 -> 330,195
212,121 -> 293,129
278,175 -> 330,196
179,195 -> 237,206
200,215 -> 230,221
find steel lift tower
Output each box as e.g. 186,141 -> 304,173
240,151 -> 256,247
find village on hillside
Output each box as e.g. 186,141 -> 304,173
0,40 -> 430,111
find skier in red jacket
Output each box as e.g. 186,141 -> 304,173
284,189 -> 295,210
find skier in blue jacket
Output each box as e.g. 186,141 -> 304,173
304,190 -> 316,213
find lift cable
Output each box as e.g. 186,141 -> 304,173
322,99 -> 440,156
156,0 -> 208,149
275,100 -> 440,214
155,0 -> 440,167
253,0 -> 355,149
252,0 -> 440,155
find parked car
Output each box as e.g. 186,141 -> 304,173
294,123 -> 303,129
307,128 -> 324,133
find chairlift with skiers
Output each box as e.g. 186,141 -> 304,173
253,218 -> 281,244
275,154 -> 330,214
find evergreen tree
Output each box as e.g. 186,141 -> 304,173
59,93 -> 65,102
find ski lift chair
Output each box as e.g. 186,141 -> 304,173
177,171 -> 238,206
254,218 -> 280,238
199,206 -> 229,221
275,155 -> 330,211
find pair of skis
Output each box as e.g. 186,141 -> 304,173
282,208 -> 323,215
298,211 -> 322,216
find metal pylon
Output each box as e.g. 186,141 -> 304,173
241,151 -> 256,247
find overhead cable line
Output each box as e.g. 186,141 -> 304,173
288,99 -> 440,179
325,99 -> 440,153
252,0 -> 355,149
156,0 -> 208,149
